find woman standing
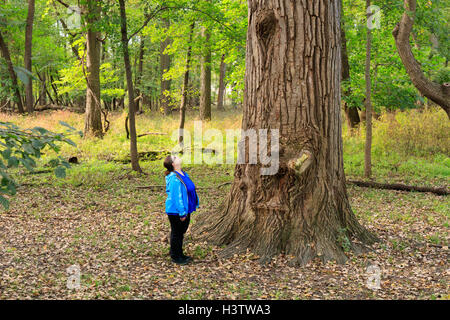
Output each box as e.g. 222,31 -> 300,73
163,155 -> 199,265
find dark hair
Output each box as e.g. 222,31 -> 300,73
163,155 -> 174,176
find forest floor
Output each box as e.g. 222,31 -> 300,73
0,109 -> 448,299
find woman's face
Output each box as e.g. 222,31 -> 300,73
172,155 -> 182,168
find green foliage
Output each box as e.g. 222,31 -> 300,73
0,120 -> 81,209
54,61 -> 124,102
342,0 -> 449,112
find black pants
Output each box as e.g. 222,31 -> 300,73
167,213 -> 191,259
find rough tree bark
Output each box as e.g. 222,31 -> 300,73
0,31 -> 24,113
193,0 -> 377,266
217,53 -> 227,111
118,0 -> 142,173
393,0 -> 450,118
179,22 -> 195,144
160,18 -> 172,116
83,0 -> 103,137
24,0 -> 35,113
199,21 -> 212,121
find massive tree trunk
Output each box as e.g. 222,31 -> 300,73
340,2 -> 360,129
217,53 -> 227,111
83,0 -> 103,137
199,22 -> 212,121
118,0 -> 142,173
0,31 -> 24,113
24,0 -> 35,113
393,0 -> 450,118
179,22 -> 195,144
364,0 -> 373,178
193,0 -> 377,266
160,18 -> 172,116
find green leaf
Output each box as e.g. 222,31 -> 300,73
7,156 -> 19,168
59,121 -> 76,131
22,143 -> 35,155
47,158 -> 60,167
54,166 -> 66,178
33,127 -> 49,135
0,195 -> 9,210
20,157 -> 35,171
31,140 -> 44,149
2,148 -> 11,159
64,138 -> 77,147
13,66 -> 38,85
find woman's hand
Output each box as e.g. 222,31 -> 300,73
180,216 -> 186,221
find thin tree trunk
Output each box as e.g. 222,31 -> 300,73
24,0 -> 35,113
340,2 -> 360,129
49,72 -> 61,105
39,71 -> 47,105
217,53 -> 227,111
364,0 -> 373,178
193,0 -> 377,266
118,0 -> 142,172
36,70 -> 55,105
178,22 -> 195,144
0,31 -> 24,113
83,0 -> 103,138
230,82 -> 238,109
136,37 -> 145,112
160,18 -> 172,116
199,22 -> 212,121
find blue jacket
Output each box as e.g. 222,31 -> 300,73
165,171 -> 199,217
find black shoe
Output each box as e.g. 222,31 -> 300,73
182,255 -> 192,262
171,256 -> 190,265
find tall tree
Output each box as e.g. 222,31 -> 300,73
136,37 -> 145,112
24,0 -> 35,113
83,0 -> 103,137
39,71 -> 47,106
393,0 -> 450,118
179,22 -> 195,144
160,18 -> 172,116
364,0 -> 373,178
118,0 -> 141,173
194,0 -> 377,265
199,18 -> 211,121
340,0 -> 360,129
217,53 -> 227,111
0,31 -> 24,113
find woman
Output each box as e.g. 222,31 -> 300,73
163,155 -> 199,265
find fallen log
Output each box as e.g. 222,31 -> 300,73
137,132 -> 167,138
346,180 -> 448,196
34,104 -> 84,113
110,150 -> 170,163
